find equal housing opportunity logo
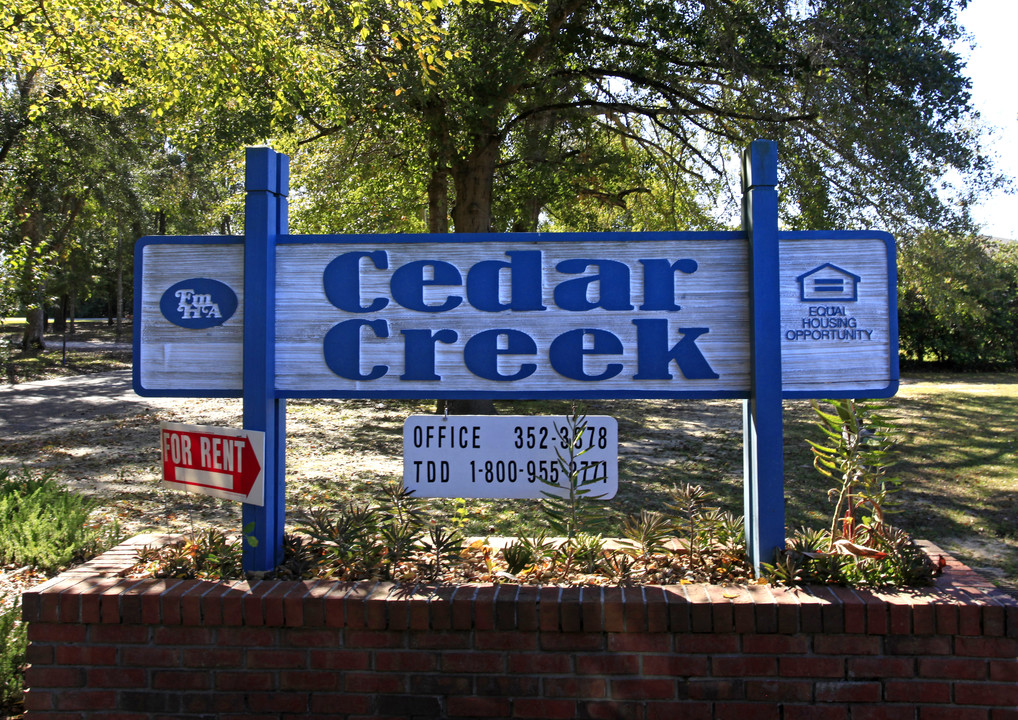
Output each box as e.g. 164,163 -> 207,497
786,263 -> 873,343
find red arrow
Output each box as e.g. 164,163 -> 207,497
236,434 -> 261,496
161,429 -> 262,498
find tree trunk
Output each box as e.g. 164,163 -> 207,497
451,138 -> 499,234
53,295 -> 68,333
115,236 -> 124,343
511,112 -> 551,233
22,306 -> 45,350
443,136 -> 503,415
425,101 -> 451,235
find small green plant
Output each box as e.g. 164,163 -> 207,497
139,527 -> 245,580
378,517 -> 422,579
500,531 -> 555,577
540,412 -> 610,540
809,399 -> 900,552
621,509 -> 671,560
666,483 -> 712,566
501,540 -> 537,575
566,532 -> 608,575
0,594 -> 27,715
420,525 -> 464,581
297,502 -> 380,578
450,498 -> 470,529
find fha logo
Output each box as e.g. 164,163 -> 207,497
160,278 -> 238,329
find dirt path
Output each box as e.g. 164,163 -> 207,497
0,371 -> 177,437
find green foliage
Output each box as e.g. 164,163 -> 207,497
808,399 -> 899,548
420,525 -> 465,581
0,468 -> 124,715
766,400 -> 937,587
295,503 -> 382,579
501,539 -> 538,575
769,525 -> 937,588
559,532 -> 608,576
0,594 -> 27,714
621,509 -> 672,560
138,527 -> 245,580
289,481 -> 428,581
539,412 -> 610,540
0,467 -> 123,573
665,483 -> 741,566
898,231 -> 1018,369
6,0 -> 994,246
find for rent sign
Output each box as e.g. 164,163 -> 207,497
134,232 -> 896,400
160,421 -> 265,505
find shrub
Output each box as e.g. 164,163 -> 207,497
0,594 -> 27,715
0,468 -> 125,714
0,467 -> 123,573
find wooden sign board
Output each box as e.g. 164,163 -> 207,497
135,231 -> 896,400
134,143 -> 899,574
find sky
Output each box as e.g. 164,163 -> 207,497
958,0 -> 1018,240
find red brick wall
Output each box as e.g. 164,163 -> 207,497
21,535 -> 1018,719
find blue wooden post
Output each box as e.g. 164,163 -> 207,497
742,139 -> 786,573
243,147 -> 289,572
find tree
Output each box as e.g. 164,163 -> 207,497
5,0 -> 1003,387
296,0 -> 991,236
898,230 -> 1018,368
0,62 -> 240,347
6,1 -> 993,232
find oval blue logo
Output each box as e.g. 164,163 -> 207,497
159,278 -> 238,329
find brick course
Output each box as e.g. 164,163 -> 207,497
21,535 -> 1018,719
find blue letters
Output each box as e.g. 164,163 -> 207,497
465,251 -> 546,311
463,329 -> 537,381
323,251 -> 389,312
323,319 -> 390,380
631,320 -> 719,379
549,329 -> 624,381
554,259 -> 635,311
390,260 -> 463,312
400,329 -> 458,380
319,249 -> 719,386
639,258 -> 698,311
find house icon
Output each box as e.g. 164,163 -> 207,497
797,263 -> 860,302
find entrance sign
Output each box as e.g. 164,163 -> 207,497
402,415 -> 618,499
135,234 -> 896,399
133,142 -> 899,573
160,421 -> 265,505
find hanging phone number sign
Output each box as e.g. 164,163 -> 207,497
402,415 -> 618,499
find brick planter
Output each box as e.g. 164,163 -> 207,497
21,534 -> 1018,719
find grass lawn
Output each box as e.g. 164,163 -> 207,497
889,376 -> 1018,587
774,376 -> 1018,594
